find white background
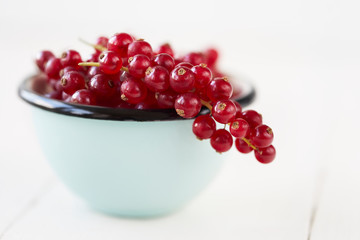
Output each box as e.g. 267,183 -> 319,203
1,0 -> 360,239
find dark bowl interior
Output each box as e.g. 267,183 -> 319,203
18,74 -> 256,121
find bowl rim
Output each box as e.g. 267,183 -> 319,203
18,74 -> 256,121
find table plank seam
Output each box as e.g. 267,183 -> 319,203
0,178 -> 56,240
307,168 -> 328,240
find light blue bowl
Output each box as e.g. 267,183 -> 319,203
19,75 -> 255,218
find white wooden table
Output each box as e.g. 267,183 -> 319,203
1,0 -> 360,238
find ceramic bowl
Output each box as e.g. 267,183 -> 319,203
18,75 -> 255,218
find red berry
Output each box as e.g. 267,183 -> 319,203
250,124 -> 274,148
207,77 -> 233,102
127,39 -> 153,58
60,66 -> 80,78
205,48 -> 218,68
210,129 -> 233,153
62,91 -> 71,101
70,89 -> 97,105
255,145 -> 276,164
235,138 -> 253,154
36,50 -> 55,71
135,102 -> 151,109
192,115 -> 216,139
128,54 -> 151,78
120,78 -> 148,104
212,100 -> 237,124
176,62 -> 193,69
87,52 -> 100,62
241,110 -> 263,128
87,66 -> 102,79
44,58 -> 63,79
49,79 -> 63,91
96,36 -> 109,50
157,43 -> 174,57
60,71 -> 86,95
183,52 -> 206,65
121,57 -> 129,67
144,66 -> 169,92
89,74 -> 116,98
99,51 -> 122,74
191,64 -> 212,89
169,67 -> 195,93
152,53 -> 175,72
234,101 -> 243,118
61,50 -> 82,68
108,71 -> 122,85
45,89 -> 62,100
120,70 -> 138,82
156,90 -> 177,109
117,102 -> 135,109
107,33 -> 133,57
198,88 -> 211,101
135,92 -> 158,109
174,93 -> 201,118
212,70 -> 225,78
144,91 -> 158,107
230,118 -> 249,138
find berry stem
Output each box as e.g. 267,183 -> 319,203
200,99 -> 212,111
79,62 -> 100,67
78,62 -> 128,72
79,38 -> 107,52
241,137 -> 258,151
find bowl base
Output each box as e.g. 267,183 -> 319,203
91,205 -> 184,219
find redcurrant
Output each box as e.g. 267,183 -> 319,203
191,64 -> 212,89
36,50 -> 55,71
235,138 -> 253,154
175,62 -> 193,69
156,90 -> 177,109
174,93 -> 201,118
127,39 -> 153,58
212,100 -> 237,124
135,91 -> 158,109
99,51 -> 122,74
152,53 -> 175,72
89,74 -> 116,98
60,66 -> 80,78
70,89 -> 97,105
210,129 -> 233,153
96,36 -> 109,48
205,48 -> 218,68
107,33 -> 133,57
230,118 -> 249,138
183,52 -> 206,66
144,66 -> 169,92
250,124 -> 274,148
169,67 -> 195,93
128,54 -> 151,78
192,115 -> 216,139
60,71 -> 86,95
157,43 -> 174,57
254,145 -> 276,164
44,58 -> 63,79
120,78 -> 148,104
207,77 -> 233,102
61,50 -> 82,68
241,110 -> 263,128
87,66 -> 102,79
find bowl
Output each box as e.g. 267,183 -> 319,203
18,74 -> 255,218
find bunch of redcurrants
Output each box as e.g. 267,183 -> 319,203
35,32 -> 276,164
